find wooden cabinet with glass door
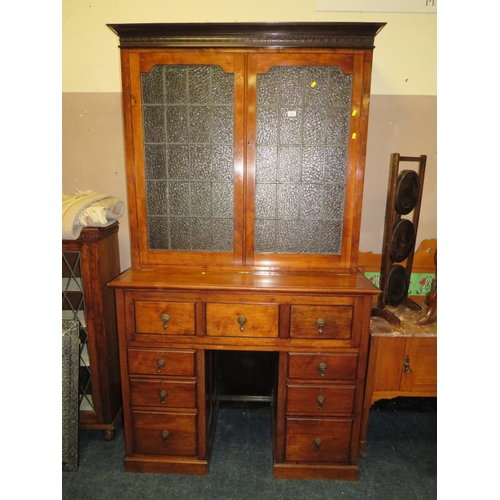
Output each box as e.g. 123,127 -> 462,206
108,22 -> 384,480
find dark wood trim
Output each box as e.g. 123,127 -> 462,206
107,22 -> 386,49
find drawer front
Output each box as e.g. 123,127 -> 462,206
128,349 -> 196,376
206,303 -> 279,338
135,301 -> 195,335
286,384 -> 355,415
285,417 -> 352,463
290,305 -> 353,340
288,353 -> 358,381
130,379 -> 197,408
132,410 -> 198,456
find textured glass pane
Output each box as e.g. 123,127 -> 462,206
255,65 -> 352,255
256,147 -> 278,182
142,64 -> 235,252
212,183 -> 233,217
165,67 -> 188,104
191,218 -> 212,250
168,182 -> 190,216
324,147 -> 348,183
189,106 -> 211,143
145,144 -> 167,180
188,66 -> 211,104
142,67 -> 164,104
302,147 -> 324,183
146,182 -> 168,215
191,182 -> 212,217
212,106 -> 234,144
320,220 -> 343,254
167,145 -> 189,180
143,106 -> 165,143
255,184 -> 277,219
212,145 -> 233,181
256,107 -> 278,144
322,184 -> 345,219
170,218 -> 191,249
166,106 -> 189,143
190,145 -> 212,180
148,217 -> 169,249
278,147 -> 301,182
213,219 -> 233,251
277,184 -> 300,219
255,219 -> 276,253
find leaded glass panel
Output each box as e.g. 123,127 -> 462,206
255,66 -> 352,254
142,65 -> 234,252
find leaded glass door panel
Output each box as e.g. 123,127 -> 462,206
245,53 -> 365,270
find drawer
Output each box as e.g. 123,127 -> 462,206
286,384 -> 355,415
132,410 -> 198,456
288,353 -> 358,381
206,303 -> 279,338
285,417 -> 352,463
130,378 -> 197,408
134,300 -> 195,335
290,305 -> 352,340
128,348 -> 196,376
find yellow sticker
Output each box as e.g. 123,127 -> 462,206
310,81 -> 317,88
352,133 -> 357,139
352,110 -> 357,116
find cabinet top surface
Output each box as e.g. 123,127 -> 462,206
108,267 -> 378,295
107,22 -> 386,49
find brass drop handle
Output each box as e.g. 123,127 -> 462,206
403,355 -> 412,374
314,437 -> 322,452
316,395 -> 326,410
237,316 -> 247,332
316,318 -> 325,334
156,358 -> 166,373
159,389 -> 168,405
161,313 -> 170,330
318,362 -> 327,377
161,430 -> 170,445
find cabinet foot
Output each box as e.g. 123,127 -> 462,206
103,429 -> 115,441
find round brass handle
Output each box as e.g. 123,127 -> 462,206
156,358 -> 166,373
161,313 -> 170,330
316,395 -> 325,410
318,362 -> 327,377
237,316 -> 247,332
161,430 -> 170,445
314,437 -> 322,451
316,318 -> 325,334
159,390 -> 168,405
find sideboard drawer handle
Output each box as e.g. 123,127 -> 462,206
316,318 -> 325,334
314,437 -> 322,452
156,358 -> 166,373
318,362 -> 327,377
160,313 -> 170,330
161,430 -> 170,445
316,395 -> 325,410
237,316 -> 247,332
159,389 -> 168,404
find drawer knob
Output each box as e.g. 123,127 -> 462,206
237,316 -> 247,332
161,430 -> 170,445
316,395 -> 326,410
156,358 -> 166,373
159,389 -> 168,405
403,355 -> 413,374
318,362 -> 327,377
161,313 -> 170,330
316,318 -> 325,334
314,437 -> 322,452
